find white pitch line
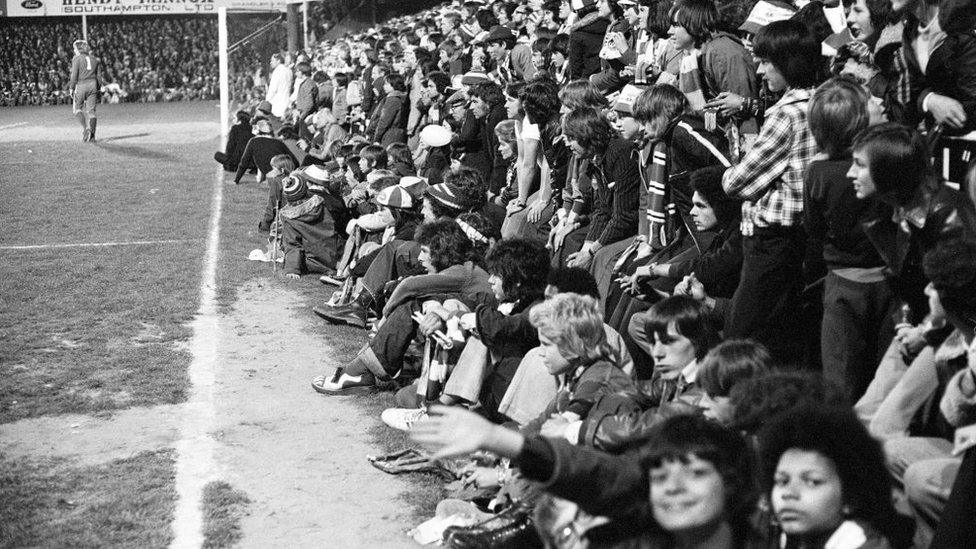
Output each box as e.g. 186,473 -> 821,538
0,122 -> 28,131
0,239 -> 191,251
170,166 -> 224,549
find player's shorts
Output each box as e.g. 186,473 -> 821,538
73,80 -> 98,118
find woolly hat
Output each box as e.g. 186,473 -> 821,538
420,124 -> 453,148
398,175 -> 429,200
374,185 -> 414,209
613,84 -> 645,115
282,175 -> 309,203
425,182 -> 466,211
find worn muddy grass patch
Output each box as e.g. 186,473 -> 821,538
201,480 -> 251,549
0,448 -> 177,548
0,221 -> 201,424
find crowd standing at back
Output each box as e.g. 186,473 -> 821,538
220,0 -> 976,546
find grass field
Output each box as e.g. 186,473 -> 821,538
0,103 -> 220,423
0,449 -> 177,547
0,103 -> 440,547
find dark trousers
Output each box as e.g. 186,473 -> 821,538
930,448 -> 976,548
367,300 -> 422,377
726,226 -> 807,366
821,271 -> 895,400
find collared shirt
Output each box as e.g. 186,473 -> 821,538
722,87 -> 816,228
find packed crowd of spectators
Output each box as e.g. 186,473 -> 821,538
217,0 -> 976,546
0,14 -> 287,106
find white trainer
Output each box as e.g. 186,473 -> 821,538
380,407 -> 429,431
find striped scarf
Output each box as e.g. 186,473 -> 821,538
678,49 -> 706,112
643,138 -> 671,249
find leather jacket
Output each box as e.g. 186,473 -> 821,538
861,180 -> 976,320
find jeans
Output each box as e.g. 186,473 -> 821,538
821,271 -> 895,400
726,226 -> 806,366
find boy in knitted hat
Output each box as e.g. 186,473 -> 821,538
279,175 -> 343,279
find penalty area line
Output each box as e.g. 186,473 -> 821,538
0,239 -> 194,251
170,166 -> 224,549
0,122 -> 28,131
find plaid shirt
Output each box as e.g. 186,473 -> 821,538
722,87 -> 816,228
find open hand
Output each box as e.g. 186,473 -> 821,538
704,92 -> 745,117
526,200 -> 547,224
927,94 -> 967,129
410,405 -> 494,460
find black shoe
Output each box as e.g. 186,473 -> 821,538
312,302 -> 367,328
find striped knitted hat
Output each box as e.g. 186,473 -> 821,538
282,176 -> 308,204
425,183 -> 465,211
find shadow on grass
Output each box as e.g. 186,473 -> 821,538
96,142 -> 179,161
97,133 -> 152,143
0,449 -> 177,548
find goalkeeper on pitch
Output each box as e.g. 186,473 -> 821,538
69,39 -> 103,143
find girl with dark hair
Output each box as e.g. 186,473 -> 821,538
411,410 -> 759,548
760,406 -> 910,548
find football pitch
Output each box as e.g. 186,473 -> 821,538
0,102 -> 221,422
0,102 -> 423,548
